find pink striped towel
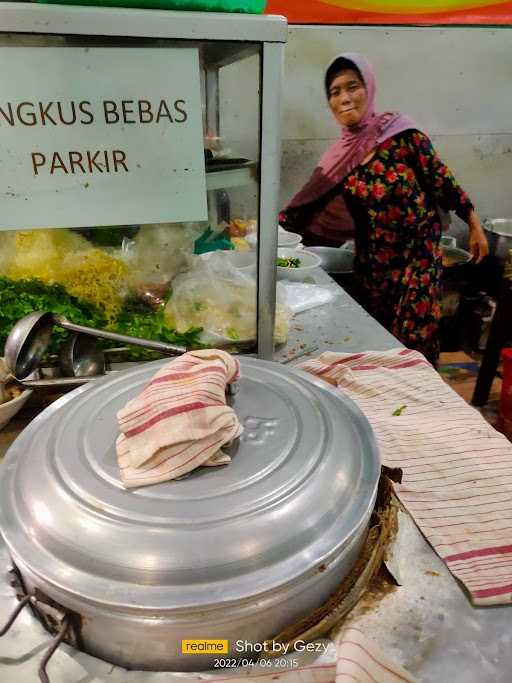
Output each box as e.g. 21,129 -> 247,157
299,348 -> 512,606
333,627 -> 415,683
116,350 -> 242,488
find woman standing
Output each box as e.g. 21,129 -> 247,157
279,53 -> 488,363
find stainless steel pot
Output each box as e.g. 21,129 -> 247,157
483,218 -> 512,262
0,357 -> 380,672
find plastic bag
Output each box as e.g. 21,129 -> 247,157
123,223 -> 204,304
164,251 -> 289,346
280,282 -> 337,315
194,226 -> 234,255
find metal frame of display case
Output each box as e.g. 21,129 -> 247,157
0,2 -> 287,360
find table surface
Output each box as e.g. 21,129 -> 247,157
0,274 -> 510,683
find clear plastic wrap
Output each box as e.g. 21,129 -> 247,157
280,282 -> 337,314
164,251 -> 289,346
122,223 -> 203,308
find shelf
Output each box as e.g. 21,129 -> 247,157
0,4 -> 288,45
206,162 -> 257,191
202,43 -> 260,70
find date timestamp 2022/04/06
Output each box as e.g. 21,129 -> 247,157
213,658 -> 299,669
182,638 -> 329,668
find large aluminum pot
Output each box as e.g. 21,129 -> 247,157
483,218 -> 512,262
0,357 -> 380,671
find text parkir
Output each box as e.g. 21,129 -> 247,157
31,150 -> 129,175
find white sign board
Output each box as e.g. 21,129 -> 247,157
0,47 -> 207,230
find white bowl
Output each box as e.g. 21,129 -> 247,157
246,229 -> 303,251
278,228 -> 302,249
0,388 -> 33,431
276,248 -> 322,282
225,250 -> 256,274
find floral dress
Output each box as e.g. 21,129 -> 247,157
342,130 -> 473,362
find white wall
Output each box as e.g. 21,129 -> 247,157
221,25 -> 512,245
281,26 -> 512,245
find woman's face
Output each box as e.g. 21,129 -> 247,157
328,68 -> 367,128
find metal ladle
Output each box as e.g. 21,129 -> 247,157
55,335 -> 239,395
59,333 -> 106,378
5,311 -> 187,381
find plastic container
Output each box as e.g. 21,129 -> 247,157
36,0 -> 266,13
497,348 -> 512,441
276,248 -> 322,282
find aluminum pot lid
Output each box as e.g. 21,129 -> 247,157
0,357 -> 380,612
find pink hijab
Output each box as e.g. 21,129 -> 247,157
281,53 -> 419,242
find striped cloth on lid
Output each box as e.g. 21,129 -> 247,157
116,349 -> 242,488
299,348 -> 512,606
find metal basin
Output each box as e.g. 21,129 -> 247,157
304,246 -> 354,274
441,245 -> 472,288
308,242 -> 471,276
483,218 -> 512,262
0,357 -> 380,671
442,244 -> 471,268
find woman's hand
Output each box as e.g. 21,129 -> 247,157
468,210 -> 489,264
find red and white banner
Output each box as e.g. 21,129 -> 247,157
266,0 -> 512,25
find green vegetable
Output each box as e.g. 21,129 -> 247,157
392,405 -> 407,416
0,276 -> 107,355
113,306 -> 203,359
0,276 -> 203,360
277,256 -> 302,269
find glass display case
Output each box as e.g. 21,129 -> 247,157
0,3 -> 287,363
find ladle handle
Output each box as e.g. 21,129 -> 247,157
21,376 -> 95,388
53,316 -> 186,356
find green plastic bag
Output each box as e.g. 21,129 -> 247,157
36,0 -> 266,14
194,227 -> 234,255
